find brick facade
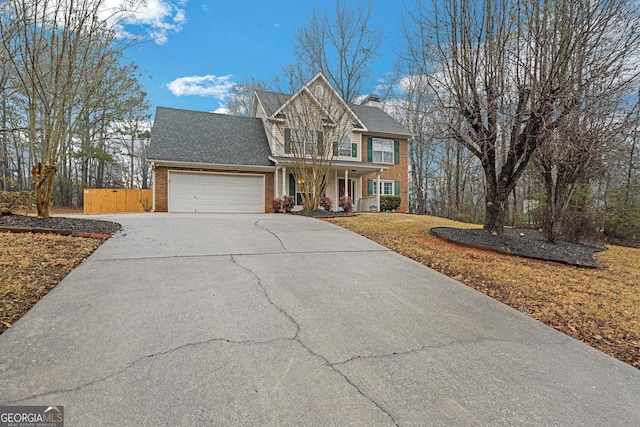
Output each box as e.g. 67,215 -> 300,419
153,165 -> 275,213
360,135 -> 409,213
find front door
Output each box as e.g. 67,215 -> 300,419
338,179 -> 354,199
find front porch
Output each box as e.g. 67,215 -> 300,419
270,157 -> 387,212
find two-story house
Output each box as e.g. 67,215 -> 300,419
148,73 -> 412,213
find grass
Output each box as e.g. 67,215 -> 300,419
323,213 -> 640,369
0,232 -> 102,333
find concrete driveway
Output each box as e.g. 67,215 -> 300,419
1,213 -> 639,426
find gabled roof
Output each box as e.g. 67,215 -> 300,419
148,107 -> 273,167
254,90 -> 290,117
253,74 -> 412,138
266,73 -> 366,130
350,103 -> 413,138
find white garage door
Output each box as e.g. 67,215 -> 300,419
169,171 -> 265,213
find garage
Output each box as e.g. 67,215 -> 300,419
168,171 -> 265,213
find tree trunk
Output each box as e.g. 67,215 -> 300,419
32,163 -> 57,218
484,192 -> 507,234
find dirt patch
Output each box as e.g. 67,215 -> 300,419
0,233 -> 103,333
0,214 -> 120,334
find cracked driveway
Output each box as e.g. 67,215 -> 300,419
1,213 -> 639,426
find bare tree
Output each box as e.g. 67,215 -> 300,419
291,0 -> 383,102
534,90 -> 625,241
227,77 -> 270,116
270,78 -> 356,211
403,0 -> 640,234
0,0 -> 139,217
396,74 -> 438,214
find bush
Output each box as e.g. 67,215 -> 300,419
282,195 -> 295,213
557,210 -> 600,243
0,190 -> 34,215
273,196 -> 295,213
599,195 -> 640,247
339,196 -> 353,213
320,197 -> 333,211
380,196 -> 401,211
272,198 -> 283,213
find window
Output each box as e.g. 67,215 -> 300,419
286,128 -> 323,156
291,174 -> 327,206
372,180 -> 395,195
338,136 -> 352,156
372,138 -> 394,163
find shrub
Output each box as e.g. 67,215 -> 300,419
282,195 -> 295,213
272,198 -> 283,213
599,193 -> 640,247
0,190 -> 34,215
380,196 -> 401,212
320,196 -> 333,211
557,210 -> 600,243
339,196 -> 353,213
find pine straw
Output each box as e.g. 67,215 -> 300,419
323,213 -> 640,369
0,232 -> 102,333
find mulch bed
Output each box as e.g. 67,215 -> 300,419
0,214 -> 121,238
289,209 -> 357,218
430,227 -> 606,268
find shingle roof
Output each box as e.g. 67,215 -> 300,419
254,90 -> 412,138
254,90 -> 290,117
349,103 -> 413,137
148,107 -> 274,167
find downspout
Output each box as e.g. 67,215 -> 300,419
269,156 -> 287,198
269,156 -> 279,199
151,162 -> 156,212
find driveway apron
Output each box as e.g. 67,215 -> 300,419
1,213 -> 639,426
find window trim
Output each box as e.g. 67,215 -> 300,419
371,180 -> 395,196
337,136 -> 352,157
286,127 -> 323,156
371,138 -> 394,164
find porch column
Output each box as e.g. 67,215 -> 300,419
345,169 -> 350,211
376,171 -> 381,212
334,170 -> 338,209
344,169 -> 349,195
358,177 -> 363,211
282,166 -> 287,196
274,167 -> 279,199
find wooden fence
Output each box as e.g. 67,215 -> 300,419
83,189 -> 152,214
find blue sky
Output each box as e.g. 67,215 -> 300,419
117,0 -> 407,117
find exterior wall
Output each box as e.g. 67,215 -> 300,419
334,132 -> 362,162
326,173 -> 338,207
254,104 -> 276,153
153,165 -> 275,213
360,135 -> 409,213
272,82 -> 362,160
154,167 -> 168,211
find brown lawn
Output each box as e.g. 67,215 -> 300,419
323,213 -> 640,369
0,233 -> 102,333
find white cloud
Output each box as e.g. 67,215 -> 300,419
101,0 -> 187,45
213,106 -> 230,114
166,74 -> 236,99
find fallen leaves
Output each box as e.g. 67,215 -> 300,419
0,232 -> 103,334
324,213 -> 640,369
